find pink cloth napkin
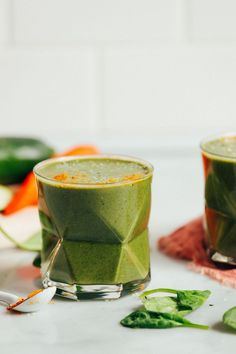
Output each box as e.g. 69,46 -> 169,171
158,217 -> 236,288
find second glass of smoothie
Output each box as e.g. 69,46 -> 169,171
201,133 -> 236,264
34,155 -> 153,300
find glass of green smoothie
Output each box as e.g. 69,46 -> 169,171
201,133 -> 236,264
34,155 -> 153,300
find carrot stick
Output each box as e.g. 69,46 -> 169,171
57,145 -> 99,157
4,172 -> 38,215
4,145 -> 99,215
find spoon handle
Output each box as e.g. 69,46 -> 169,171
0,291 -> 19,305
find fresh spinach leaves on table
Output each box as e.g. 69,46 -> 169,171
121,310 -> 209,329
223,307 -> 236,330
140,296 -> 180,315
120,287 -> 211,330
139,288 -> 211,316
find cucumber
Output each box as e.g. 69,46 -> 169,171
0,137 -> 54,184
0,185 -> 13,210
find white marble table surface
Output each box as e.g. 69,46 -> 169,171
0,155 -> 236,354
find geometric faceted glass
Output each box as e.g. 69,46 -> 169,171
201,133 -> 236,265
34,155 -> 153,300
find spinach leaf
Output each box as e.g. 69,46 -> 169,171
176,290 -> 211,312
142,296 -> 179,314
0,224 -> 42,251
141,296 -> 191,316
223,307 -> 236,330
140,288 -> 211,315
121,310 -> 209,329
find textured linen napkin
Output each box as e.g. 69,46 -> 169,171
158,217 -> 236,288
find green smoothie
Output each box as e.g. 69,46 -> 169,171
34,155 -> 153,299
201,134 -> 236,263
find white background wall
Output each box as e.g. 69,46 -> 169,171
0,0 -> 236,152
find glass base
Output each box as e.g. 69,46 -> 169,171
211,251 -> 236,266
42,272 -> 150,300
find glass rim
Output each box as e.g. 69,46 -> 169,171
33,154 -> 154,189
200,132 -> 236,161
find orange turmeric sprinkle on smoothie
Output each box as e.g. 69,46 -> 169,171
47,158 -> 150,185
53,173 -> 68,181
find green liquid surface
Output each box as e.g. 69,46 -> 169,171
36,157 -> 152,286
202,136 -> 236,159
37,157 -> 150,185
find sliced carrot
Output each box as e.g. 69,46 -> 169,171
4,172 -> 38,215
4,144 -> 99,215
57,145 -> 99,157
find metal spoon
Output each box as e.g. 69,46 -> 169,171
0,286 -> 56,312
